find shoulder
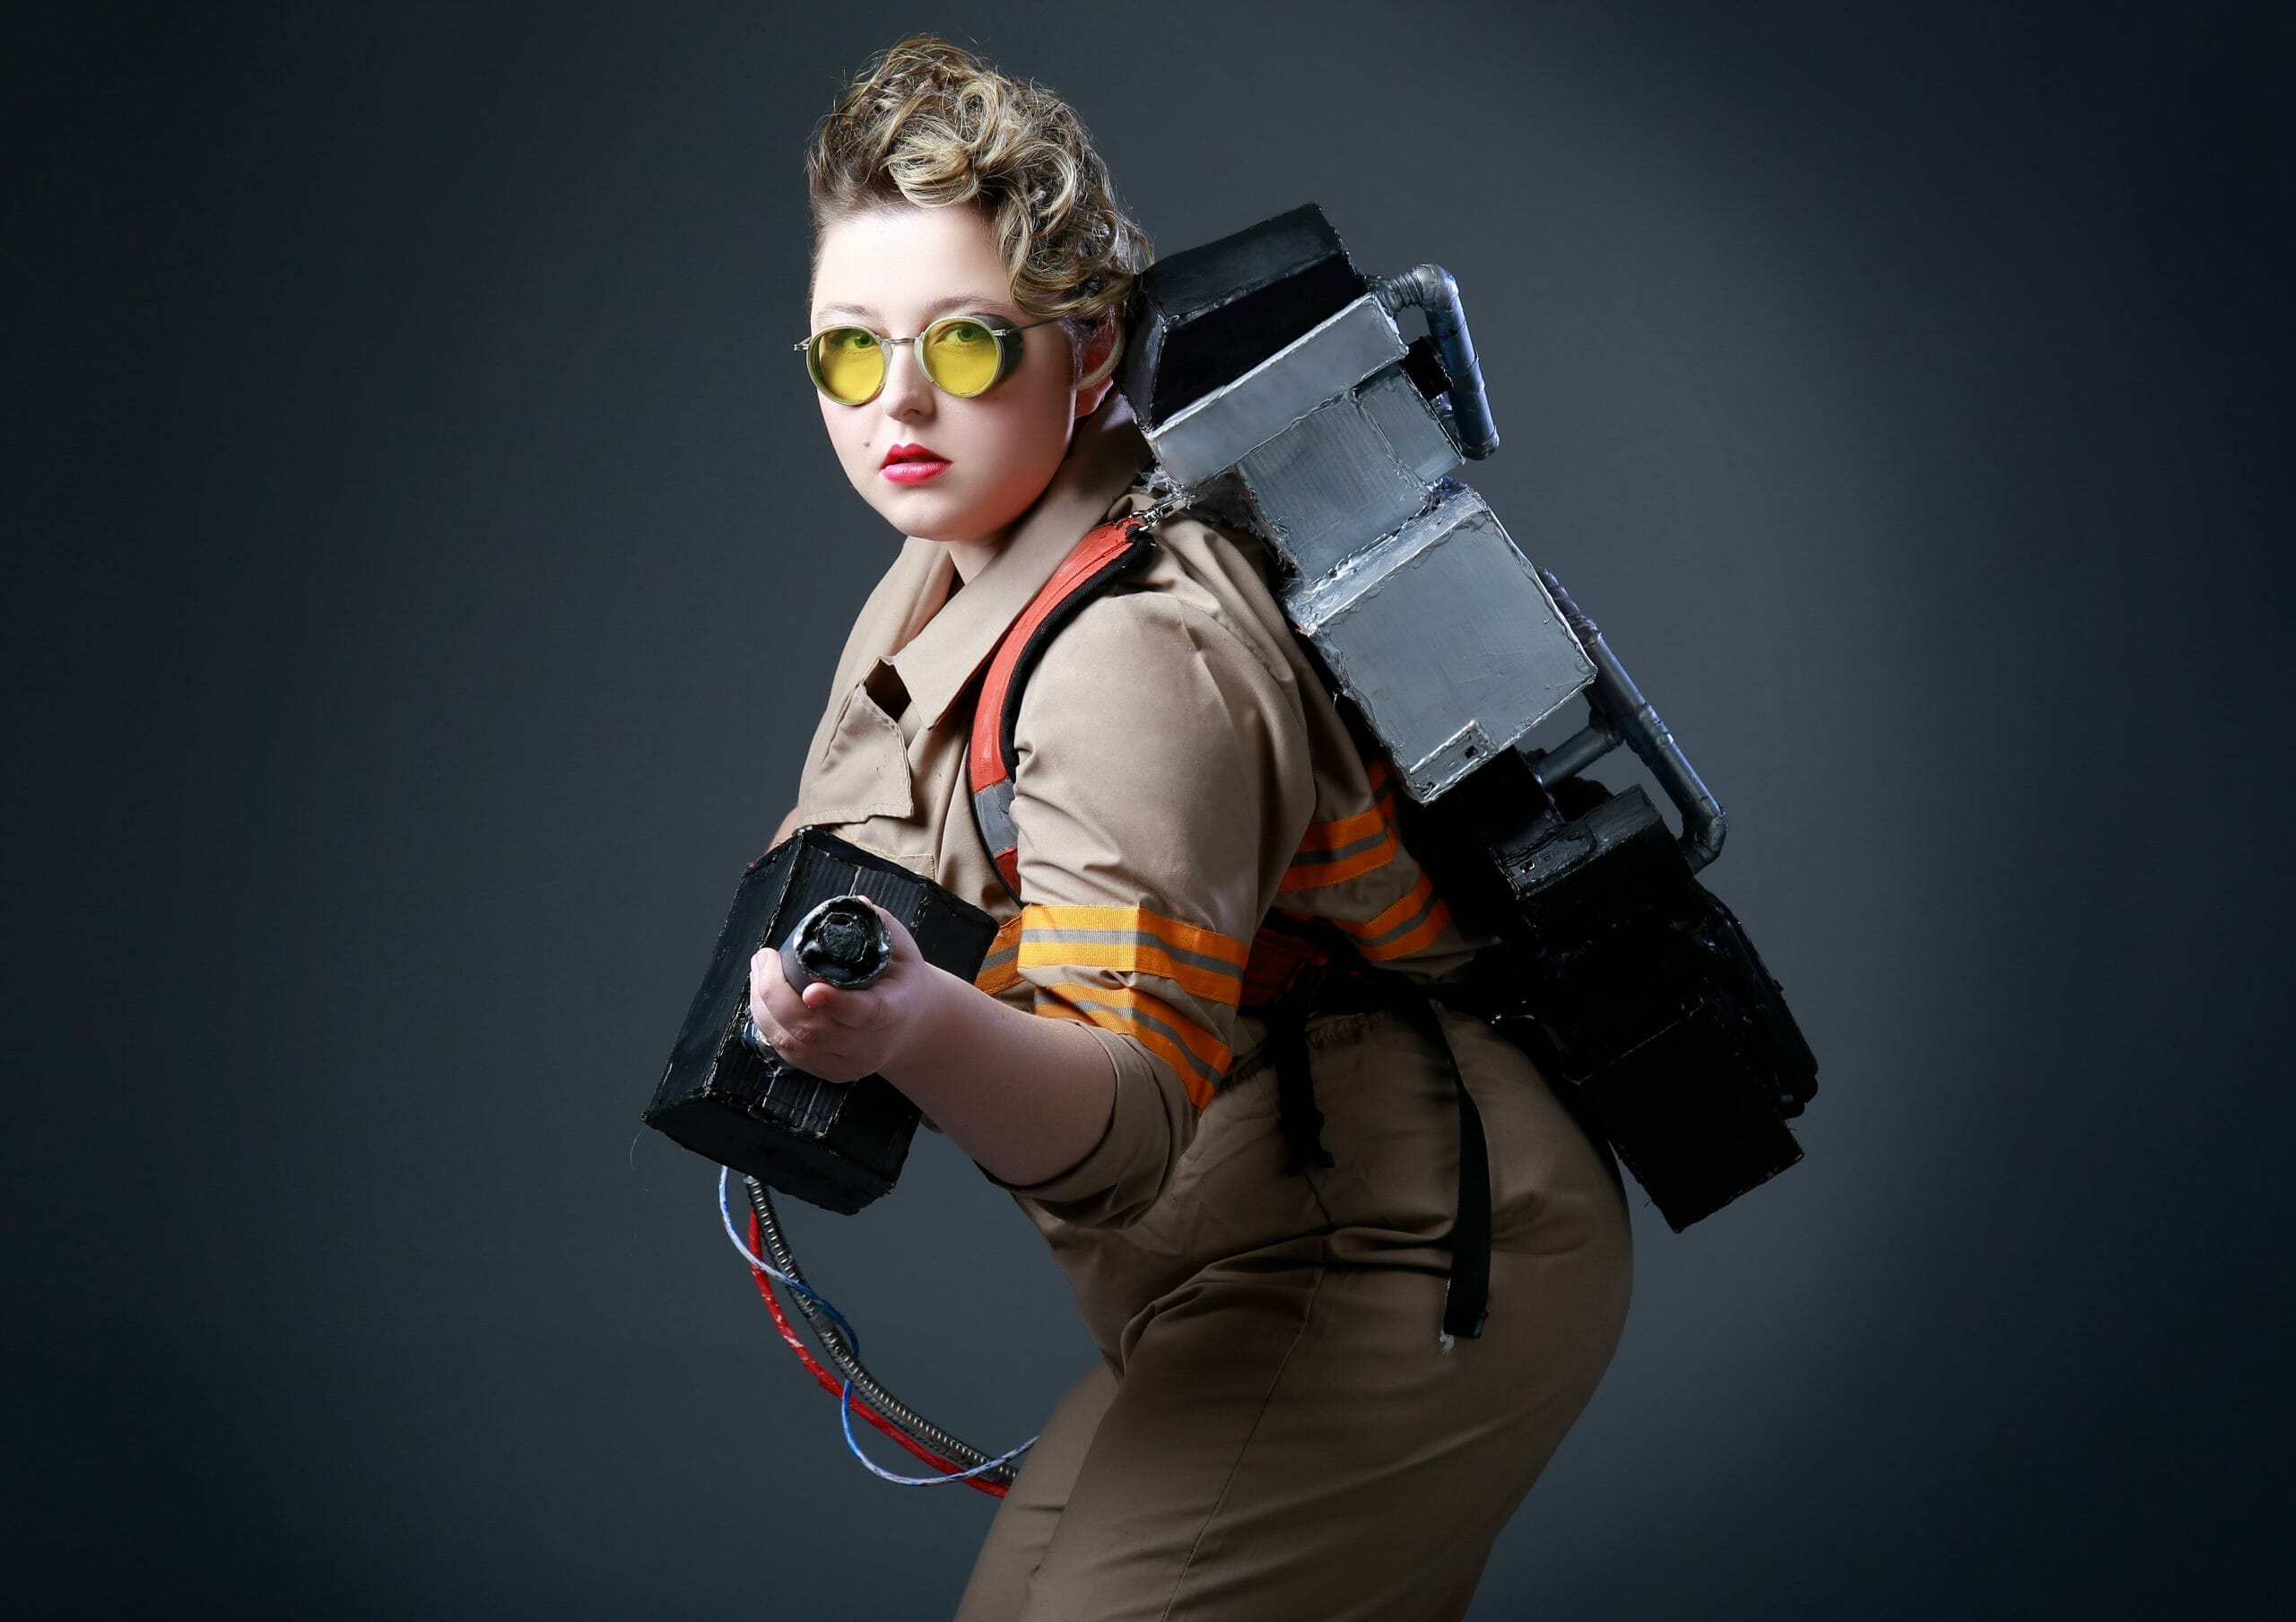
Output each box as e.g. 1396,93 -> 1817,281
1010,515 -> 1316,783
1020,588 -> 1300,758
1034,503 -> 1301,701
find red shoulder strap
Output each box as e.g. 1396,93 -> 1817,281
967,519 -> 1157,901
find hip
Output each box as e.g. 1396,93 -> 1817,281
1023,1003 -> 1633,1364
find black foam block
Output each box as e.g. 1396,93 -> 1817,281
644,829 -> 998,1214
1119,203 -> 1365,431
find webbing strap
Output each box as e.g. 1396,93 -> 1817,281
966,518 -> 1157,903
1254,957 -> 1494,1344
1393,991 -> 1492,1343
1266,998 -> 1336,1178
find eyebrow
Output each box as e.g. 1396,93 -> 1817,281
810,293 -> 1021,327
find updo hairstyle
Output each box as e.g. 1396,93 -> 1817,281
805,36 -> 1152,387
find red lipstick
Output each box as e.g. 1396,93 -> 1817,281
880,441 -> 951,484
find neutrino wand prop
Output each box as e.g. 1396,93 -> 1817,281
645,830 -> 1034,1493
646,829 -> 995,1213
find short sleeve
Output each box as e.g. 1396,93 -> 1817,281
983,588 -> 1315,1225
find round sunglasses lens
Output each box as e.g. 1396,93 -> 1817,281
921,318 -> 1004,397
811,327 -> 884,403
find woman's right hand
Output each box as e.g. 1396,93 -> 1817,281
746,900 -> 942,1086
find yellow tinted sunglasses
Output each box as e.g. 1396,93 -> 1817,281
796,314 -> 1065,406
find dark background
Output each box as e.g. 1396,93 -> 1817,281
14,3 -> 2290,1616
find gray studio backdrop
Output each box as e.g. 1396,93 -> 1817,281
17,2 -> 2288,1617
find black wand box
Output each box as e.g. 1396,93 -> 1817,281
644,829 -> 998,1213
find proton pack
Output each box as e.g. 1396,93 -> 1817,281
1113,204 -> 1818,1230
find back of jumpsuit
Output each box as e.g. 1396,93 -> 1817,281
787,398 -> 1633,1622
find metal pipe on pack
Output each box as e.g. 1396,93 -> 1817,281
1526,714 -> 1622,788
1373,265 -> 1500,460
1538,570 -> 1728,871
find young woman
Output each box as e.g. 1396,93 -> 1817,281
747,37 -> 1633,1621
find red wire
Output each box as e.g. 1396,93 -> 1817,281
744,1208 -> 1008,1499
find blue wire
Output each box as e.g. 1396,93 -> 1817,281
716,1168 -> 1037,1485
718,1166 -> 860,1352
837,1382 -> 1036,1487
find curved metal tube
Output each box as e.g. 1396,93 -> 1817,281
1538,570 -> 1727,872
745,1176 -> 1018,1486
1526,712 -> 1621,789
1374,264 -> 1500,460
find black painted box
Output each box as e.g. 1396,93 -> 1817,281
644,829 -> 998,1214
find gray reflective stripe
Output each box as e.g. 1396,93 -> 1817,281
1020,927 -> 1243,981
1287,824 -> 1392,870
1353,887 -> 1440,950
978,942 -> 1019,974
1048,991 -> 1225,1086
973,781 -> 1018,856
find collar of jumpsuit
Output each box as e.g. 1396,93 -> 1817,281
874,391 -> 1154,737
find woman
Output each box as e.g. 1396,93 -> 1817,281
747,37 -> 1633,1621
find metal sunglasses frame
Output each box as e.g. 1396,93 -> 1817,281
796,313 -> 1067,405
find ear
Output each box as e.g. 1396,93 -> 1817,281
1072,313 -> 1123,416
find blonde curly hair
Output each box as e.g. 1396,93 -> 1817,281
806,36 -> 1151,382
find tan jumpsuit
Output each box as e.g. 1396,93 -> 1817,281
789,399 -> 1633,1622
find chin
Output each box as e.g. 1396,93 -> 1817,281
865,482 -> 1014,545
907,515 -> 1003,545
865,488 -> 957,540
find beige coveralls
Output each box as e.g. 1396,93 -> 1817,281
789,400 -> 1633,1622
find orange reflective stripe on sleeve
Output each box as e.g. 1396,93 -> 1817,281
1033,981 -> 1229,1107
1279,759 -> 1405,893
1325,870 -> 1453,963
972,912 -> 1026,995
1013,904 -> 1248,1007
1279,810 -> 1398,891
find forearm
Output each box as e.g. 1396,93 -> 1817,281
881,967 -> 1118,1187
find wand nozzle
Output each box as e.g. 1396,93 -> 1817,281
780,895 -> 893,992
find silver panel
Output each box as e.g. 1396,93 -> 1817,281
1234,393 -> 1430,580
1285,488 -> 1596,802
1356,363 -> 1462,485
1144,297 -> 1406,487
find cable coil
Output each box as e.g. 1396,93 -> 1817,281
717,1169 -> 1033,1493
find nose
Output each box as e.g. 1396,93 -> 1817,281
877,337 -> 935,423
